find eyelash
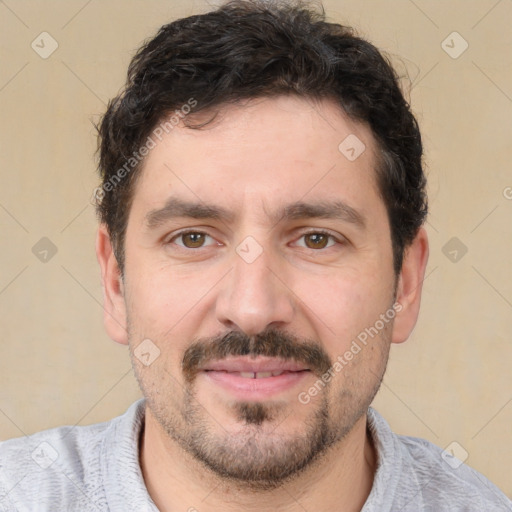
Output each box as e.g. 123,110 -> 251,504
165,229 -> 344,251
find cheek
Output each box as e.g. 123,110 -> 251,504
125,271 -> 170,327
296,270 -> 392,351
124,263 -> 218,363
125,260 -> 201,327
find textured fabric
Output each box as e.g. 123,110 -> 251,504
0,399 -> 510,511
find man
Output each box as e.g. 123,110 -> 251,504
0,1 -> 510,510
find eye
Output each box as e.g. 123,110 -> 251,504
165,229 -> 343,252
167,230 -> 217,249
295,230 -> 340,250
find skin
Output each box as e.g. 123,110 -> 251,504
96,95 -> 429,512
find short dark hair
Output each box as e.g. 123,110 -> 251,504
94,0 -> 428,277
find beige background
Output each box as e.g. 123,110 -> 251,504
1,0 -> 511,499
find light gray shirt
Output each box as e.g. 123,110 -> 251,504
0,399 -> 510,511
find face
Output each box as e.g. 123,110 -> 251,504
104,95 -> 407,488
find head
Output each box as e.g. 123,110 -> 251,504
95,0 -> 429,489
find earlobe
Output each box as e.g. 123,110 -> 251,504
95,224 -> 129,345
391,227 -> 429,344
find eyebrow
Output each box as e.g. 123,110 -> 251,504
143,196 -> 366,231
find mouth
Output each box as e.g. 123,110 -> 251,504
208,369 -> 304,379
201,355 -> 309,373
199,356 -> 312,399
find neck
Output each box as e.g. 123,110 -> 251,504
139,407 -> 377,512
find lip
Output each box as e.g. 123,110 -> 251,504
199,356 -> 311,400
201,355 -> 308,373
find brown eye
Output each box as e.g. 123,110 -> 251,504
295,231 -> 340,251
182,232 -> 206,248
303,232 -> 332,249
171,231 -> 213,249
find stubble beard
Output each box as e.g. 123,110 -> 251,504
137,370 -> 386,491
129,320 -> 391,490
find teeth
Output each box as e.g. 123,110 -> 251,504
256,371 -> 272,378
237,371 -> 286,379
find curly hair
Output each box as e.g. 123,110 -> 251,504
94,0 -> 428,277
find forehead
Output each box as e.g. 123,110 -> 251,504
130,95 -> 385,228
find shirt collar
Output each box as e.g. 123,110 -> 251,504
361,406 -> 403,512
101,398 -> 158,511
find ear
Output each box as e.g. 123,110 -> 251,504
95,223 -> 128,345
391,227 -> 429,344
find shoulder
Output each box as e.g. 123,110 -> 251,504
366,408 -> 512,511
0,400 -> 145,512
397,433 -> 511,510
0,419 -> 110,511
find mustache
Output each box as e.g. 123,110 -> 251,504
182,328 -> 332,383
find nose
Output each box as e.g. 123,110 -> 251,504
215,242 -> 295,337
